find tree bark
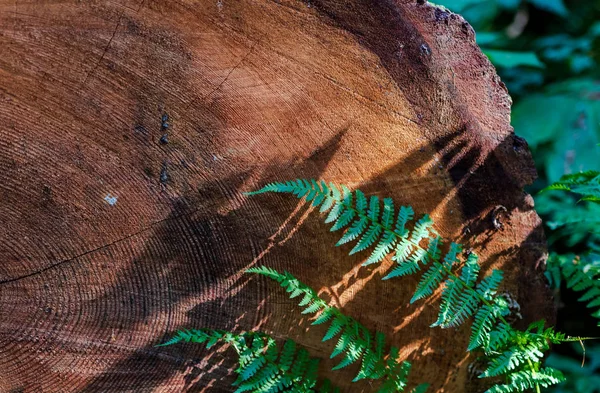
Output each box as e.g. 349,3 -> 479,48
0,0 -> 552,392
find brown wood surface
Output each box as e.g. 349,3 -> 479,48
0,0 -> 552,392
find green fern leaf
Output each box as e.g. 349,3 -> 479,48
350,196 -> 383,255
381,197 -> 395,227
410,384 -> 431,393
549,253 -> 600,325
353,332 -> 385,381
351,222 -> 383,255
443,243 -> 462,269
325,201 -> 344,224
460,253 -> 481,287
239,353 -> 267,382
325,185 -> 351,224
481,350 -> 525,378
331,329 -> 355,359
355,189 -> 368,212
318,183 -> 338,213
330,206 -> 356,232
477,270 -> 504,299
486,367 -> 565,393
336,216 -> 368,245
312,308 -> 336,326
383,256 -> 421,279
332,339 -> 365,370
156,329 -> 195,347
431,275 -> 462,327
411,237 -> 446,303
395,206 -> 415,234
246,180 -> 575,393
160,328 -> 341,393
442,289 -> 480,328
290,348 -> 309,381
323,315 -> 346,341
468,304 -> 497,351
542,170 -> 600,203
487,323 -> 517,353
364,229 -> 397,266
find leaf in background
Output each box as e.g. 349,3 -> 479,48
544,103 -> 600,183
571,54 -> 595,73
483,49 -> 545,68
499,67 -> 544,96
513,80 -> 600,183
476,32 -> 507,47
435,0 -> 500,29
546,344 -> 600,393
536,35 -> 578,62
527,0 -> 569,17
534,192 -> 600,248
512,94 -> 576,147
432,0 -> 484,13
496,0 -> 520,9
590,22 -> 600,37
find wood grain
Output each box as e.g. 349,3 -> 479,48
0,0 -> 551,391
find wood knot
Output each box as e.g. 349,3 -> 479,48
491,205 -> 508,230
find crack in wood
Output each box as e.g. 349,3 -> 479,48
79,12 -> 123,89
0,207 -> 203,286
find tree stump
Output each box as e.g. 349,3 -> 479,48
0,0 -> 552,391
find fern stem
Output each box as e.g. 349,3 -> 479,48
521,343 -> 541,393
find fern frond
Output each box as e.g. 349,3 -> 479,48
336,216 -> 368,246
481,349 -> 528,378
409,384 -> 432,393
247,267 -> 328,317
249,267 -> 423,390
548,253 -> 600,325
542,170 -> 600,203
485,367 -> 565,393
160,328 -> 341,393
365,229 -> 397,266
468,303 -> 497,352
350,196 -> 383,254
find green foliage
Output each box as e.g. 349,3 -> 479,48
545,344 -> 600,393
546,253 -> 600,325
535,191 -> 600,249
246,267 -> 429,393
543,170 -> 600,203
159,329 -> 340,393
247,179 -> 584,392
512,81 -> 600,184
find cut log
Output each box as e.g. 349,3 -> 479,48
0,0 -> 552,391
